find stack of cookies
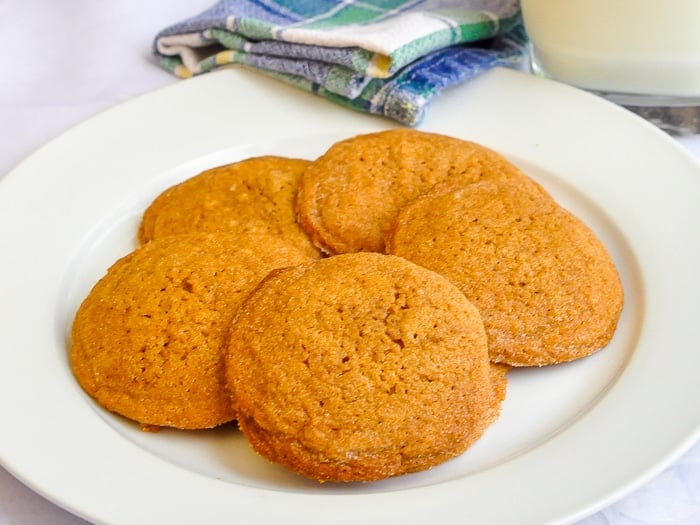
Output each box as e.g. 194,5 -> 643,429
70,129 -> 623,482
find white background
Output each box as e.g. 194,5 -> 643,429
1,1 -> 699,524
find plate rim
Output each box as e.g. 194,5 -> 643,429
1,67 -> 700,525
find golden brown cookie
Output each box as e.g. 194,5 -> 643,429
295,129 -> 545,254
225,252 -> 503,482
70,232 -> 311,430
138,156 -> 321,259
387,180 -> 624,367
483,363 -> 509,432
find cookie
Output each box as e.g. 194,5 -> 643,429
295,129 -> 544,254
387,180 -> 624,367
483,363 -> 509,432
70,232 -> 311,430
225,252 -> 503,482
138,156 -> 321,259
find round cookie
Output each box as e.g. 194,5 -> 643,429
225,252 -> 502,482
387,180 -> 624,367
70,232 -> 311,430
295,129 -> 545,254
138,156 -> 321,259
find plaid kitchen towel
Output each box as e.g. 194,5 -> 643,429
154,0 -> 525,126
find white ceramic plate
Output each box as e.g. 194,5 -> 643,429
1,67 -> 699,525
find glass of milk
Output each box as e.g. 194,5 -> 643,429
521,0 -> 700,135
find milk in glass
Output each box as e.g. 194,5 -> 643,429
521,0 -> 700,98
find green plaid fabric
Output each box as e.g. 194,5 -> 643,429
154,1 -> 525,125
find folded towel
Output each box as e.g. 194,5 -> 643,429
154,0 -> 526,126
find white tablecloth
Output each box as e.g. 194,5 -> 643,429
1,2 -> 699,523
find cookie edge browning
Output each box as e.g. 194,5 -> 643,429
239,362 -> 509,483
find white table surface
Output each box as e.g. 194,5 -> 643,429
1,2 -> 699,524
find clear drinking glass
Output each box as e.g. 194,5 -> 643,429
521,0 -> 700,135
